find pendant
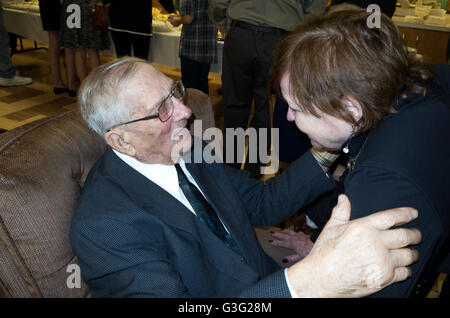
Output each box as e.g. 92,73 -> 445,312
347,159 -> 356,171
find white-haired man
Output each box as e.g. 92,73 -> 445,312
70,57 -> 421,297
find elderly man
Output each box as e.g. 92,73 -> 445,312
70,57 -> 421,298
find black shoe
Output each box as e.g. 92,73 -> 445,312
53,87 -> 69,94
68,89 -> 77,98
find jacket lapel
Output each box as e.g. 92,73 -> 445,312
185,162 -> 263,271
102,148 -> 198,237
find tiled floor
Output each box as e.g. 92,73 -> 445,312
1,39 -> 446,298
427,273 -> 447,298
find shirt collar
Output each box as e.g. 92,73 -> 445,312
112,149 -> 183,197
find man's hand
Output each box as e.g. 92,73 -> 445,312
270,229 -> 314,263
217,18 -> 231,39
168,14 -> 181,27
169,14 -> 194,27
287,194 -> 421,297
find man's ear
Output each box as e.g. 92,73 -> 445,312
104,130 -> 136,157
343,97 -> 363,122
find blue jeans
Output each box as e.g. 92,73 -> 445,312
0,6 -> 15,78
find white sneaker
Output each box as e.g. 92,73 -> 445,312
0,75 -> 32,87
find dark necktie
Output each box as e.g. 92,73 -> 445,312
175,164 -> 242,258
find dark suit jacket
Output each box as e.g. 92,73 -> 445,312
70,147 -> 334,297
341,69 -> 450,297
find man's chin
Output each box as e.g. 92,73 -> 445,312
170,132 -> 193,163
311,140 -> 324,149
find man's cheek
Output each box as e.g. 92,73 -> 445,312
160,120 -> 172,134
170,127 -> 192,162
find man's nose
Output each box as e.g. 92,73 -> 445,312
173,98 -> 192,120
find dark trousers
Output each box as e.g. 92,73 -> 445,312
180,56 -> 211,95
111,30 -> 151,60
222,24 -> 287,177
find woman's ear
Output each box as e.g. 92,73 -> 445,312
104,130 -> 136,157
343,97 -> 363,122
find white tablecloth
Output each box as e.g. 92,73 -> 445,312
2,7 -> 49,44
2,7 -> 224,73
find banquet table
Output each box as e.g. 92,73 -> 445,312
2,7 -> 48,44
1,6 -> 224,74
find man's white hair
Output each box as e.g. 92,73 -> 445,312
78,57 -> 154,138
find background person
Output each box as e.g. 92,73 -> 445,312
0,4 -> 32,87
38,0 -> 77,95
59,0 -> 110,89
169,0 -> 217,95
104,0 -> 175,59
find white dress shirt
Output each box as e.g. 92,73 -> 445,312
113,149 -> 199,214
112,149 -> 298,297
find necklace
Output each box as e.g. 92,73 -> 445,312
346,136 -> 369,172
343,139 -> 351,154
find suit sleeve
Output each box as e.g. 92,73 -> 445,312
71,214 -> 294,297
344,166 -> 445,297
223,151 -> 336,227
70,216 -> 193,297
236,270 -> 291,297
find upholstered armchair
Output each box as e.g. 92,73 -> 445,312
0,88 -> 214,297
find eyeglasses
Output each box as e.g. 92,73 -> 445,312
106,81 -> 185,132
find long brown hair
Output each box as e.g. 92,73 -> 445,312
269,4 -> 433,133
